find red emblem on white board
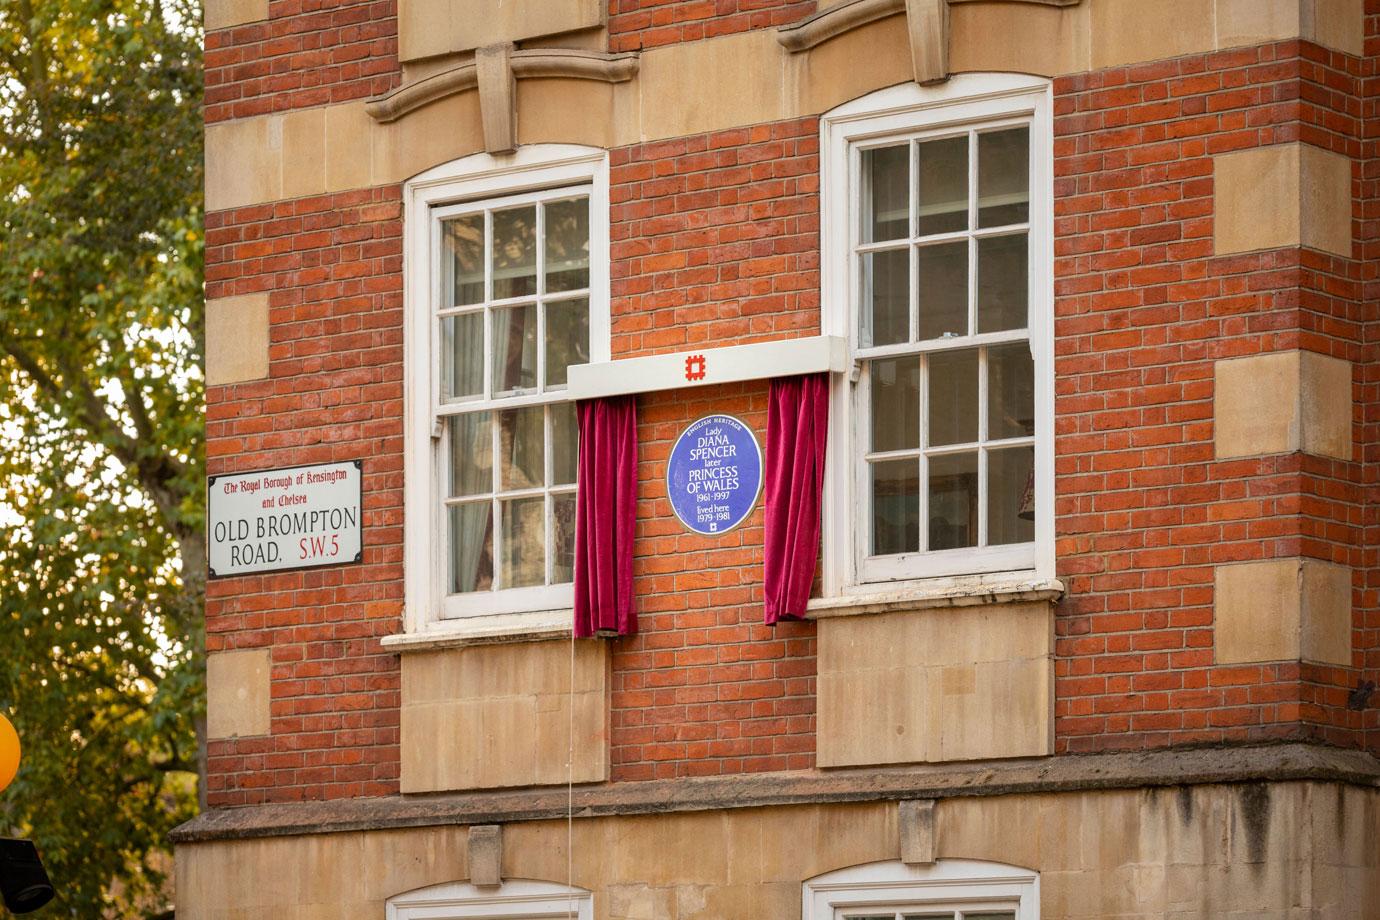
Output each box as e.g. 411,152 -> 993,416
684,354 -> 706,381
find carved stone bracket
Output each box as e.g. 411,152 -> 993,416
364,47 -> 640,133
777,0 -> 1082,84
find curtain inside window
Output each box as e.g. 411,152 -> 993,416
574,394 -> 638,637
764,373 -> 829,624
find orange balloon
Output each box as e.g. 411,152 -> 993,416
0,714 -> 19,794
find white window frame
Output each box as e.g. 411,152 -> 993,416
819,75 -> 1055,598
402,145 -> 610,642
802,859 -> 1039,920
387,879 -> 593,920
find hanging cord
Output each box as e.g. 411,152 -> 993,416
566,627 -> 576,918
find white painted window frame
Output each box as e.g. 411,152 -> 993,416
402,145 -> 610,642
802,859 -> 1039,920
387,879 -> 593,920
819,75 -> 1055,598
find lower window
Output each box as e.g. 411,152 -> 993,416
804,860 -> 1037,920
386,879 -> 593,920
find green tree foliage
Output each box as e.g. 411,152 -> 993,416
0,0 -> 203,915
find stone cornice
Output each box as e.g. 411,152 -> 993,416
365,49 -> 640,125
776,0 -> 1082,54
171,742 -> 1380,844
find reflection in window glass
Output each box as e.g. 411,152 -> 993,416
977,234 -> 1027,333
978,127 -> 1029,227
545,298 -> 590,388
872,459 -> 920,555
988,343 -> 1035,439
441,312 -> 484,401
917,135 -> 968,235
501,496 -> 546,588
443,214 -> 485,306
988,446 -> 1035,546
862,248 -> 910,347
863,145 -> 909,242
928,452 -> 978,551
871,356 -> 920,453
544,197 -> 590,292
928,349 -> 978,447
916,242 -> 967,340
492,304 -> 538,393
491,206 -> 537,299
448,502 -> 493,593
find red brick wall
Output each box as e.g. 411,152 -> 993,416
204,0 -> 399,125
204,188 -> 405,805
1052,40 -> 1371,753
608,0 -> 816,52
1360,0 -> 1380,758
201,9 -> 1380,804
609,118 -> 820,357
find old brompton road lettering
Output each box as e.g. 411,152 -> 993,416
207,460 -> 363,577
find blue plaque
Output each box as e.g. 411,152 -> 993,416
666,414 -> 763,536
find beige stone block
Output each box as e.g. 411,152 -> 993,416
1216,143 -> 1353,258
1299,142 -> 1354,258
280,107 -> 326,199
788,15 -> 911,116
205,293 -> 271,386
1215,558 -> 1352,665
950,0 -> 1090,76
637,30 -> 785,142
205,117 -> 281,212
399,640 -> 608,792
376,93 -> 485,185
1303,0 -> 1366,56
1214,349 -> 1352,460
204,0 -> 268,30
1214,0 -> 1302,49
817,602 -> 1053,767
1091,0 -> 1216,69
323,102 -> 375,194
516,79 -> 618,150
206,648 -> 271,739
399,0 -> 604,63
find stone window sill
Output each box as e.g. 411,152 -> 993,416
806,575 -> 1065,620
380,608 -> 572,653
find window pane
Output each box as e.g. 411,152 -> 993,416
861,248 -> 909,347
928,349 -> 978,446
501,496 -> 546,588
545,297 -> 590,388
545,197 -> 590,293
442,213 -> 484,306
916,241 -> 967,340
988,445 -> 1035,546
862,145 -> 908,243
447,411 -> 491,497
551,401 -> 578,486
977,233 -> 1027,333
440,312 -> 483,401
871,459 -> 919,556
917,134 -> 968,235
498,406 -> 544,491
978,126 -> 1029,227
552,492 -> 576,584
870,356 -> 919,453
988,342 -> 1035,439
492,205 -> 537,299
493,304 -> 538,393
448,502 -> 493,594
929,452 -> 978,550
963,914 -> 1016,920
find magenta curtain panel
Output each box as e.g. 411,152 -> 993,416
574,394 -> 638,637
763,372 -> 829,624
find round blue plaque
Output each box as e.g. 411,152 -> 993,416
665,414 -> 763,536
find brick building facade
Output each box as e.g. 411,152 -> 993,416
179,1 -> 1380,917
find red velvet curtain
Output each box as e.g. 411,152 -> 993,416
763,373 -> 829,624
574,394 -> 638,637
